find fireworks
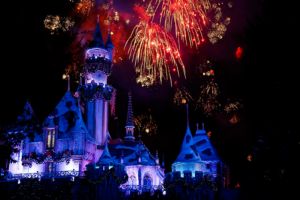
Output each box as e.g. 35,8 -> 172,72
126,20 -> 185,86
195,80 -> 220,116
133,114 -> 158,136
76,0 -> 95,16
196,59 -> 215,76
228,2 -> 233,8
173,87 -> 194,106
247,155 -> 252,162
136,68 -> 156,87
155,0 -> 210,48
104,20 -> 110,25
207,131 -> 211,138
126,19 -> 130,24
44,15 -> 75,34
62,74 -> 67,80
207,6 -> 231,44
102,3 -> 110,10
224,100 -> 243,113
230,115 -> 240,124
236,47 -> 243,59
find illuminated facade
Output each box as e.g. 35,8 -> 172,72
8,17 -> 165,190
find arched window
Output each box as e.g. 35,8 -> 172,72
129,174 -> 136,185
143,173 -> 152,186
132,178 -> 136,185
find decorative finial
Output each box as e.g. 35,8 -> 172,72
202,122 -> 204,130
97,14 -> 99,23
108,28 -> 110,35
196,123 -> 199,130
79,73 -> 82,85
67,75 -> 70,91
186,104 -> 189,127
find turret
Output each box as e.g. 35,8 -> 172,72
172,104 -> 203,177
138,133 -> 142,164
156,150 -> 159,167
105,28 -> 115,62
124,90 -> 135,144
83,15 -> 114,85
79,16 -> 116,149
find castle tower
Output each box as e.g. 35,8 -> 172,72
124,90 -> 135,144
80,15 -> 115,150
172,104 -> 203,177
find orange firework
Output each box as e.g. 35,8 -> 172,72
154,0 -> 210,48
125,20 -> 185,86
76,0 -> 95,16
195,80 -> 220,116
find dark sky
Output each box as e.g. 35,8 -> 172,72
2,0 -> 266,186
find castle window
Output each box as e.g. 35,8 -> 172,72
48,162 -> 56,173
143,174 -> 152,186
47,130 -> 55,149
129,175 -> 136,185
206,164 -> 210,169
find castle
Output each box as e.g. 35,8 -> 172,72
6,16 -> 229,197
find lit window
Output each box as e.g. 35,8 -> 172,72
47,130 -> 55,149
48,162 -> 56,173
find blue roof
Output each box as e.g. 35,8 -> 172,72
173,126 -> 202,164
91,22 -> 105,48
97,145 -> 113,164
43,90 -> 89,141
193,129 -> 224,163
105,32 -> 114,49
108,141 -> 156,166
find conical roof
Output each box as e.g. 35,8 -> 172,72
173,126 -> 202,163
68,100 -> 88,134
97,145 -> 113,164
92,20 -> 105,48
105,29 -> 114,49
126,90 -> 134,127
193,127 -> 224,163
16,101 -> 37,123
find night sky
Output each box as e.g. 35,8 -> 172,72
2,0 -> 288,186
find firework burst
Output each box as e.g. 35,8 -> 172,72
195,80 -> 220,116
207,5 -> 230,44
76,0 -> 95,16
230,115 -> 240,124
44,15 -> 75,34
154,0 -> 210,48
224,100 -> 243,113
173,87 -> 194,106
196,59 -> 215,76
133,114 -> 158,136
126,20 -> 185,86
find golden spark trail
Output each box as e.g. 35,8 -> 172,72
154,0 -> 211,48
125,20 -> 185,86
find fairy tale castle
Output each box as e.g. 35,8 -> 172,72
8,16 -> 164,188
6,17 -> 229,199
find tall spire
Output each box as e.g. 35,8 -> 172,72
138,133 -> 142,164
125,89 -> 135,142
186,104 -> 189,127
105,28 -> 114,49
126,90 -> 134,126
92,15 -> 105,48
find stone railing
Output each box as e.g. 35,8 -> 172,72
7,170 -> 85,180
119,185 -> 163,191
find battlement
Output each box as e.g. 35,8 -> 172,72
163,170 -> 220,200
